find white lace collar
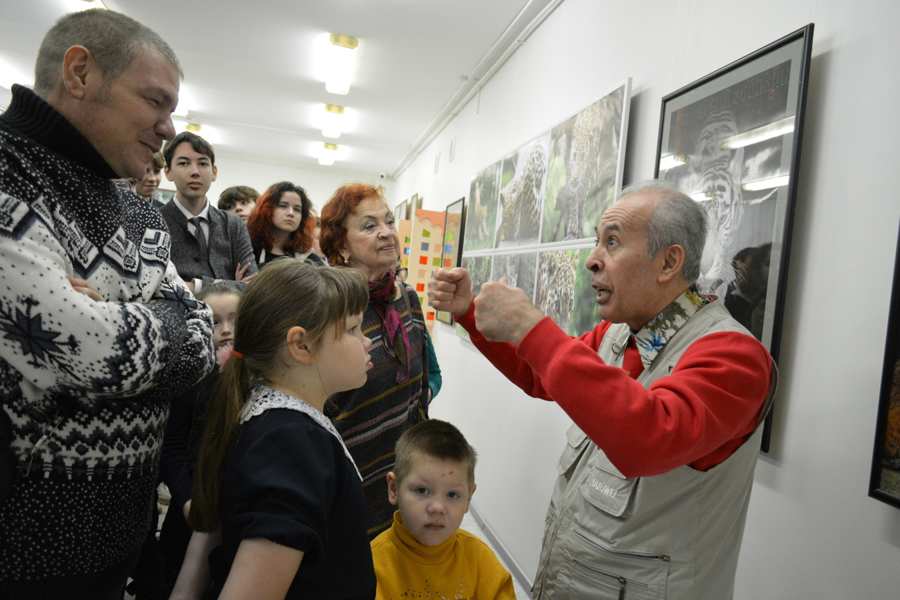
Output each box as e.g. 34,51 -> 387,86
241,384 -> 362,481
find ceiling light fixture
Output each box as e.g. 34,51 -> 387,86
74,0 -> 108,11
319,142 -> 338,166
322,104 -> 345,139
324,34 -> 358,95
185,123 -> 201,133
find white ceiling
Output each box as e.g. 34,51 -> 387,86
0,0 -> 556,178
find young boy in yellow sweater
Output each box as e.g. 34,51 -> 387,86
371,420 -> 516,599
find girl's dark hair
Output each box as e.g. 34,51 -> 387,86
246,182 -> 313,254
189,260 -> 368,531
195,279 -> 243,301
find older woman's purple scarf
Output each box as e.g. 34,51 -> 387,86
369,270 -> 411,383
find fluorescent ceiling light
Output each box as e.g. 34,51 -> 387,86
173,84 -> 196,117
323,34 -> 358,95
0,56 -> 33,89
321,104 -> 345,139
658,153 -> 690,172
318,142 -> 339,166
719,116 -> 795,150
68,0 -> 108,11
742,175 -> 789,192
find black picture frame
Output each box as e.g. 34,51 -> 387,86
869,221 -> 900,510
654,24 -> 814,452
437,197 -> 466,324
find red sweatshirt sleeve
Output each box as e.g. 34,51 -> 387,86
459,304 -> 772,477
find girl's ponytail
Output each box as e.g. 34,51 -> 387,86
189,354 -> 251,532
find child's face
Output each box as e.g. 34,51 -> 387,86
205,293 -> 240,349
387,455 -> 474,547
314,312 -> 372,394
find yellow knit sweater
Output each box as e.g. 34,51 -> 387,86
371,512 -> 516,600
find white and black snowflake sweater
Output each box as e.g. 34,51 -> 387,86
0,86 -> 216,584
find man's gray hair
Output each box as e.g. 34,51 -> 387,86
617,180 -> 708,283
34,9 -> 182,98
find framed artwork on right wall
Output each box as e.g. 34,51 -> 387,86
654,24 -> 814,452
869,220 -> 900,510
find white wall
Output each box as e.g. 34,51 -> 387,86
183,151 -> 390,212
394,1 -> 900,598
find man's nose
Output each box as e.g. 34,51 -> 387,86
585,248 -> 603,272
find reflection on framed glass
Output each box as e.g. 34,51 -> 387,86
870,222 -> 900,510
158,189 -> 176,203
654,24 -> 814,452
413,194 -> 423,214
437,197 -> 465,324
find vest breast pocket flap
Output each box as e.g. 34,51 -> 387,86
581,454 -> 637,518
557,424 -> 590,477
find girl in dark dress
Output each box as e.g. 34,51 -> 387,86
246,182 -> 323,269
170,261 -> 376,600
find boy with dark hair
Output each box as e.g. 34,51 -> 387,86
160,131 -> 257,293
372,420 -> 516,599
217,185 -> 259,223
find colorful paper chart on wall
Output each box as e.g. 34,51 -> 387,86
457,79 -> 632,342
406,208 -> 447,332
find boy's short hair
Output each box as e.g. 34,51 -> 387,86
394,420 -> 477,491
218,185 -> 260,211
163,131 -> 215,168
150,151 -> 165,171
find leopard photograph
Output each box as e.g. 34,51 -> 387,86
490,252 -> 537,303
535,250 -> 579,334
464,161 -> 501,252
542,84 -> 627,243
495,135 -> 549,248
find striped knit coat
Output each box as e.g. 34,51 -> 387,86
325,283 -> 430,539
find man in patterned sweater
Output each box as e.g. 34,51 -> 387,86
0,10 -> 215,599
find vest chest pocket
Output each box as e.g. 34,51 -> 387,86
558,424 -> 591,479
580,452 -> 637,518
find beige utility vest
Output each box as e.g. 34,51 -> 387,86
533,301 -> 777,600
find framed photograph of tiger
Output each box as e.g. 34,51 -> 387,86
436,197 -> 466,325
653,24 -> 814,452
869,221 -> 900,510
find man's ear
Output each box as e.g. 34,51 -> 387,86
211,165 -> 218,182
60,46 -> 96,100
164,165 -> 173,181
386,472 -> 399,506
658,244 -> 686,284
285,326 -> 313,365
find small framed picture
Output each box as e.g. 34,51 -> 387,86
395,199 -> 408,221
436,197 -> 465,324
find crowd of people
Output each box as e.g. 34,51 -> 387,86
0,8 -> 778,600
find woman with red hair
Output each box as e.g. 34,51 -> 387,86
320,183 -> 430,540
246,182 -> 324,269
